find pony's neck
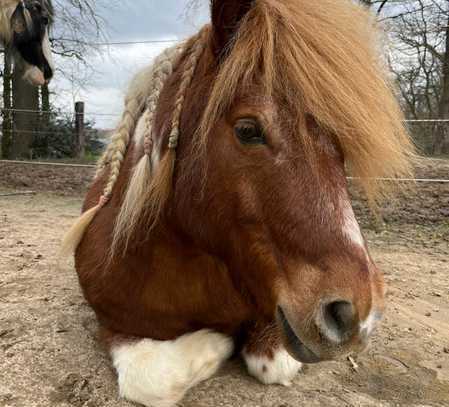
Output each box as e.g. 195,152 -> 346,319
83,162 -> 253,338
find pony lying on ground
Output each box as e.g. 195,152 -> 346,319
63,0 -> 414,406
0,0 -> 54,86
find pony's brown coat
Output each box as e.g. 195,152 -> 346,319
74,0 -> 408,357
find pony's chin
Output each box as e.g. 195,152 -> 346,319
277,307 -> 322,364
23,66 -> 46,86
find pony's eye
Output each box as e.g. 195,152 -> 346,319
41,16 -> 49,25
234,119 -> 266,145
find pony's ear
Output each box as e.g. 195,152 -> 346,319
210,0 -> 254,58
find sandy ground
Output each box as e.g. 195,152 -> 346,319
0,159 -> 448,407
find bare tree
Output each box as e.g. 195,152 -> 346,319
383,0 -> 449,154
50,1 -> 111,65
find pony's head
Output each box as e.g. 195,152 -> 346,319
161,0 -> 413,362
1,0 -> 54,86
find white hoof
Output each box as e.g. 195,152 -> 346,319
243,347 -> 302,387
112,329 -> 233,407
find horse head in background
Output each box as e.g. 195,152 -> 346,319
0,0 -> 54,86
63,0 -> 415,406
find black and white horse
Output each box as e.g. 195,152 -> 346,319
0,0 -> 54,86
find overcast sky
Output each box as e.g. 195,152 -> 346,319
52,1 -> 210,128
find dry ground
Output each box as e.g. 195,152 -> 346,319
0,159 -> 448,407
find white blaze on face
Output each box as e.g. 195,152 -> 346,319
23,64 -> 46,86
341,197 -> 365,248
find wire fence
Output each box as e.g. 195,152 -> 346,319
3,106 -> 449,122
4,108 -> 449,121
54,38 -> 183,47
0,160 -> 448,184
3,107 -> 449,125
0,159 -> 96,169
0,107 -> 448,183
1,108 -> 120,117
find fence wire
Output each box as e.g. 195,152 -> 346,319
0,110 -> 448,183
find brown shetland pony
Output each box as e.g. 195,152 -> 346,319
63,0 -> 414,406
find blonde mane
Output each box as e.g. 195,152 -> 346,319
1,1 -> 39,45
62,0 -> 414,258
0,4 -> 14,43
198,0 -> 414,201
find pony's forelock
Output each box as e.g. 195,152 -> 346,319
0,3 -> 15,43
0,0 -> 49,44
197,0 -> 415,203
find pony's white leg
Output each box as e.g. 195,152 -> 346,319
111,329 -> 233,407
243,347 -> 302,387
242,323 -> 302,387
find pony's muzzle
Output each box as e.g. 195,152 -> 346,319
22,65 -> 46,86
277,307 -> 322,364
277,301 -> 381,364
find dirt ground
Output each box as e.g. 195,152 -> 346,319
0,158 -> 448,407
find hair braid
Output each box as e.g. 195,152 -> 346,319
101,103 -> 138,201
168,30 -> 208,150
61,43 -> 185,258
111,28 -> 209,256
94,47 -> 182,179
143,59 -> 174,155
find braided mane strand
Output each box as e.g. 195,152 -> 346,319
61,29 -> 208,258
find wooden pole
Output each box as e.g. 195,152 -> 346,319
75,101 -> 85,158
1,50 -> 13,159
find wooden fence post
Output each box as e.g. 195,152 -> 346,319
75,101 -> 85,158
1,50 -> 13,159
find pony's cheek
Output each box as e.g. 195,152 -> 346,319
23,66 -> 45,86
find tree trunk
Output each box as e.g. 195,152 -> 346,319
41,84 -> 51,127
1,50 -> 13,159
10,59 -> 40,159
40,84 -> 51,156
434,11 -> 449,155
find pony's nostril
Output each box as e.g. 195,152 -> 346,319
321,301 -> 356,343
